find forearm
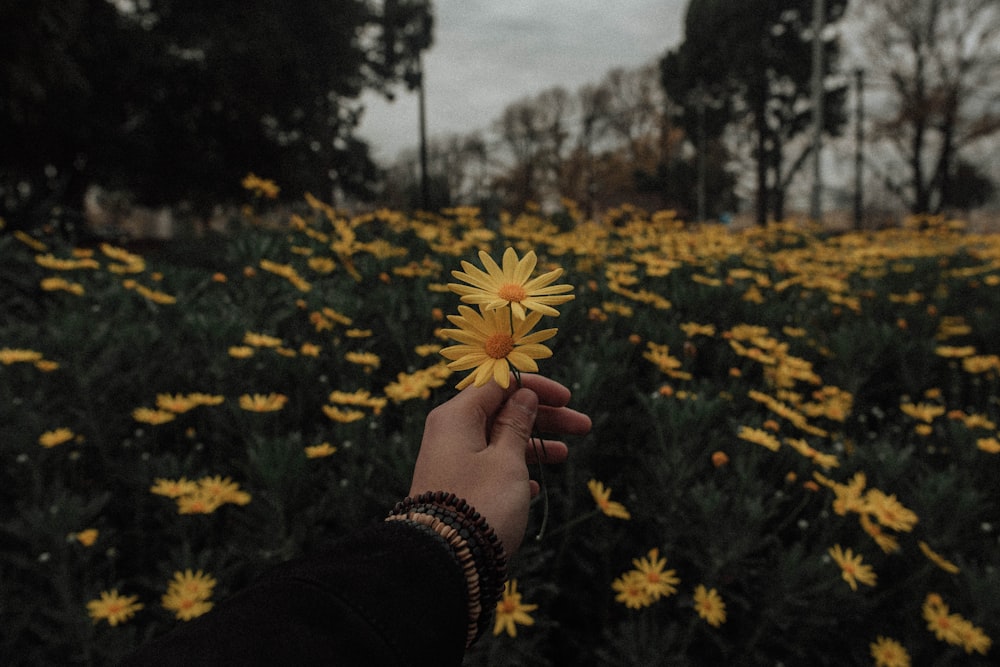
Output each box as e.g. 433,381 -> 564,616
120,520 -> 469,666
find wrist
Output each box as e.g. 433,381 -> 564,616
386,491 -> 508,647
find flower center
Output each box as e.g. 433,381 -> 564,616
485,333 -> 515,359
498,283 -> 527,302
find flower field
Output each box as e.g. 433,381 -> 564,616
2,195 -> 999,666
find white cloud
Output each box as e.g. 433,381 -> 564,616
358,0 -> 687,161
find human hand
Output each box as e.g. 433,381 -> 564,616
409,374 -> 591,555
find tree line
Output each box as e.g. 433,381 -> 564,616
0,0 -> 432,230
1,0 -> 997,231
384,0 -> 999,223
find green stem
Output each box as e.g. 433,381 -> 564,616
508,311 -> 550,540
541,508 -> 601,540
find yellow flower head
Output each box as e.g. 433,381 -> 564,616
440,305 -> 556,389
86,590 -> 144,626
150,477 -> 199,498
828,543 -> 877,591
132,407 -> 177,425
39,427 -> 76,448
612,571 -> 652,609
73,528 -> 99,547
448,247 -> 574,320
630,548 -> 680,601
161,569 -> 217,621
693,585 -> 727,627
494,579 -> 538,637
238,393 -> 288,412
587,479 -> 631,520
304,442 -> 338,458
870,636 -> 911,667
155,393 -> 200,414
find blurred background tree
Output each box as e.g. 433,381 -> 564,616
857,0 -> 1000,215
0,0 -> 433,229
661,0 -> 850,226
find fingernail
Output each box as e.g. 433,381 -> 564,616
511,388 -> 538,413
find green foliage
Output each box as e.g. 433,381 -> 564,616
0,1 -> 433,225
2,206 -> 999,665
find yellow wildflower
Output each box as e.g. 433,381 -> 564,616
737,426 -> 781,452
132,407 -> 177,425
323,405 -> 366,423
587,479 -> 631,520
870,636 -> 911,667
612,571 -> 652,609
238,393 -> 288,412
828,544 -> 877,591
155,393 -> 200,414
0,348 -> 43,365
863,489 -> 918,532
693,585 -> 727,627
304,442 -> 338,458
150,478 -> 199,498
344,351 -> 381,371
976,437 -> 1000,454
73,529 -> 99,547
449,247 -> 574,320
38,427 -> 75,448
629,549 -> 680,601
440,306 -> 556,390
86,590 -> 143,626
161,569 -> 216,621
493,579 -> 538,637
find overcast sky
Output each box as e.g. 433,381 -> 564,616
357,0 -> 688,161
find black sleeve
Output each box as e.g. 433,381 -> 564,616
120,520 -> 469,667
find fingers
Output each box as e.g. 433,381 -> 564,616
525,438 -> 568,464
535,404 -> 592,436
489,388 -> 539,457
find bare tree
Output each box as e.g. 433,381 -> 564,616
860,0 -> 1000,213
493,86 -> 575,209
600,64 -> 667,169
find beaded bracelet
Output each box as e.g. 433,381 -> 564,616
386,491 -> 508,646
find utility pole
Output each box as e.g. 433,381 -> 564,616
696,85 -> 706,223
417,54 -> 429,211
809,0 -> 825,223
853,68 -> 865,230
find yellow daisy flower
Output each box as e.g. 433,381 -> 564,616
132,407 -> 177,425
693,585 -> 727,627
322,405 -> 366,423
738,425 -> 781,452
238,393 -> 288,412
630,548 -> 680,601
440,305 -> 556,389
86,590 -> 144,626
828,544 -> 877,591
73,528 -> 99,547
612,571 -> 652,609
155,393 -> 200,414
175,489 -> 224,515
38,427 -> 75,448
161,569 -> 216,621
870,636 -> 911,667
304,442 -> 338,458
150,477 -> 199,498
448,247 -> 574,320
493,579 -> 538,637
587,479 -> 631,520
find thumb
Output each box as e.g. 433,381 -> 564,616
490,388 -> 538,455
